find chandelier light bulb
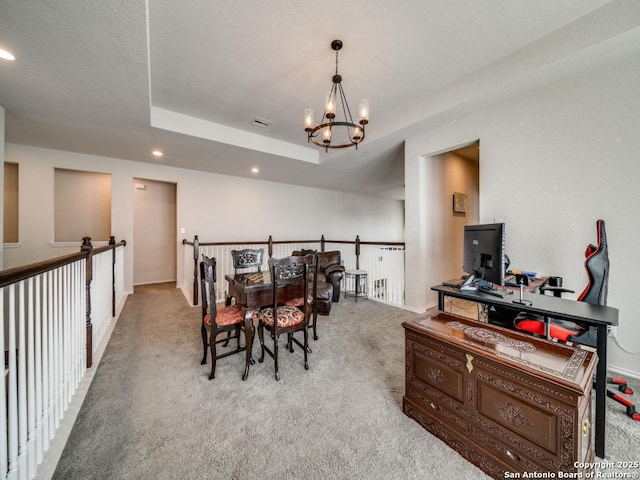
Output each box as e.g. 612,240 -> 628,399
304,108 -> 314,132
325,93 -> 336,119
359,99 -> 369,124
322,127 -> 332,144
352,126 -> 362,141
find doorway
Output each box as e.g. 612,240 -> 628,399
133,178 -> 177,285
432,140 -> 480,281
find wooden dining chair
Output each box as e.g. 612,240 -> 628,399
256,255 -> 314,381
200,255 -> 249,380
284,253 -> 319,348
231,248 -> 264,274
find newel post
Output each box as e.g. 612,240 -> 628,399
109,236 -> 116,316
355,235 -> 361,270
320,235 -> 325,252
268,235 -> 273,258
81,237 -> 94,367
193,235 -> 200,305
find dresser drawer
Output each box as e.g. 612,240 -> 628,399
469,423 -> 545,473
406,334 -> 465,403
405,384 -> 470,433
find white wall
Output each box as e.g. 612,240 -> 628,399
405,51 -> 640,376
3,143 -> 404,296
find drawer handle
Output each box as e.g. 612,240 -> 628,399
429,402 -> 439,411
506,449 -> 520,462
465,354 -> 474,373
583,419 -> 591,436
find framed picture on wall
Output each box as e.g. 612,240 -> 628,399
453,192 -> 467,214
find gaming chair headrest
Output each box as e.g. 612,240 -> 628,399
578,219 -> 609,306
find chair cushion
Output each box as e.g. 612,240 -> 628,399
284,294 -> 314,307
204,304 -> 244,327
257,305 -> 305,327
514,317 -> 579,343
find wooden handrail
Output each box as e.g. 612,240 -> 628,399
94,239 -> 127,256
0,239 -> 127,287
182,237 -> 405,247
0,251 -> 88,288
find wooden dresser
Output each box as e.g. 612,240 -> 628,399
403,313 -> 597,479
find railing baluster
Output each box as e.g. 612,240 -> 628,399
26,278 -> 36,478
46,270 -> 55,443
34,275 -> 43,465
17,282 -> 28,479
54,268 -> 62,428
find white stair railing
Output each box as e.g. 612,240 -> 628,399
1,238 -> 126,480
182,236 -> 405,308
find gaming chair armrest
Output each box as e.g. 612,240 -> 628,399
539,286 -> 575,298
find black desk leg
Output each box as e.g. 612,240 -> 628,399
438,292 -> 445,311
595,324 -> 607,458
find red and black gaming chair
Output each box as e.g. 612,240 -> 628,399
514,219 -> 639,421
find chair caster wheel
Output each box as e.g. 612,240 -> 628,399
305,363 -> 309,370
275,372 -> 281,381
250,358 -> 256,365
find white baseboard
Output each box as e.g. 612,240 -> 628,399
606,364 -> 640,381
179,284 -> 195,307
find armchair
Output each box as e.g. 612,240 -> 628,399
292,250 -> 344,317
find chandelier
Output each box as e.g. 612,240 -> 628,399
304,40 -> 369,151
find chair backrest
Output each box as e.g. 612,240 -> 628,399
231,248 -> 264,274
577,219 -> 609,306
269,255 -> 312,307
199,254 -> 218,323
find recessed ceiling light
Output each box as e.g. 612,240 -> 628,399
251,167 -> 259,173
152,150 -> 163,157
0,48 -> 16,61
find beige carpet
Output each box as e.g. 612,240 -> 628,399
51,283 -> 640,479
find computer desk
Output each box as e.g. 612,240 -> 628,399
432,284 -> 619,459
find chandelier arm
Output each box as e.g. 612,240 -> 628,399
307,121 -> 365,149
337,83 -> 355,125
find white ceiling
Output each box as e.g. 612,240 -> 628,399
2,0 -> 636,200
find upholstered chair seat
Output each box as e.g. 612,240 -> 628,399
204,304 -> 244,327
257,305 -> 305,328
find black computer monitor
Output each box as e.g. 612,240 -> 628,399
460,222 -> 505,290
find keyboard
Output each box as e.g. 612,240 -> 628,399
443,278 -> 466,288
